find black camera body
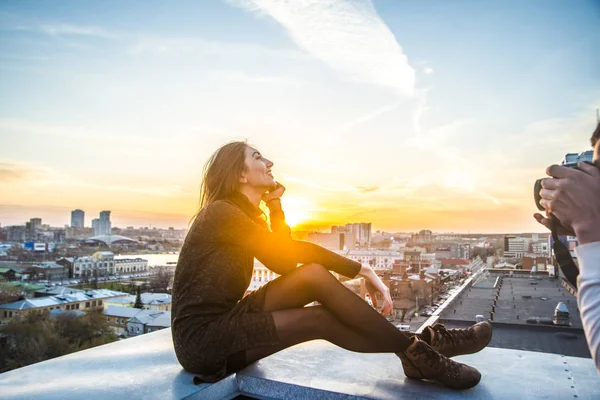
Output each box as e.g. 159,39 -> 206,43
534,150 -> 594,211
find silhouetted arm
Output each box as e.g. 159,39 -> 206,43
206,200 -> 361,278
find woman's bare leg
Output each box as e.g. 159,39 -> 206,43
245,263 -> 412,364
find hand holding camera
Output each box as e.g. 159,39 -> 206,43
534,160 -> 600,245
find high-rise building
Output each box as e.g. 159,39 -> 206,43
344,222 -> 372,249
71,209 -> 85,228
29,218 -> 42,231
307,232 -> 352,251
25,218 -> 42,241
92,211 -> 112,236
504,235 -> 530,259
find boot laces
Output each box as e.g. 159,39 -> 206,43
413,340 -> 462,379
434,324 -> 473,347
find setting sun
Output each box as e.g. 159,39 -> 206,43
279,196 -> 312,228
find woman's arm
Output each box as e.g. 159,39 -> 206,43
202,200 -> 361,278
265,198 -> 291,237
576,241 -> 600,373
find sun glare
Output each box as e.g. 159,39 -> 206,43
280,196 -> 312,228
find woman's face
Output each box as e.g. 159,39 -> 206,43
240,146 -> 276,190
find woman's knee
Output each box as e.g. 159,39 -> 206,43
298,263 -> 330,279
296,263 -> 333,293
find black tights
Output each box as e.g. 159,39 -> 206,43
244,263 -> 413,366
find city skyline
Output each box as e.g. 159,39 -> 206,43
1,1 -> 599,233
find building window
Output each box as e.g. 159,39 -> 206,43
85,302 -> 90,308
107,317 -> 110,323
98,300 -> 103,306
76,304 -> 80,309
92,301 -> 97,307
3,311 -> 6,318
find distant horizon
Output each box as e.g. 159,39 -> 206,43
0,203 -> 554,236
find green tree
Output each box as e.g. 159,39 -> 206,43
0,283 -> 24,305
133,287 -> 144,309
91,269 -> 98,289
0,310 -> 117,373
149,267 -> 173,293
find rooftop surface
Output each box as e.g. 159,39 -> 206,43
0,289 -> 127,310
441,319 -> 591,358
438,273 -> 589,358
0,328 -> 598,399
441,274 -> 582,328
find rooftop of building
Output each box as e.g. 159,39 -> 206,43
103,305 -> 143,318
437,272 -> 589,358
441,319 -> 591,358
0,328 -> 598,400
441,258 -> 471,266
104,292 -> 172,305
441,272 -> 582,328
1,268 -> 597,399
34,286 -> 83,296
102,306 -> 171,327
0,289 -> 127,310
114,258 -> 148,262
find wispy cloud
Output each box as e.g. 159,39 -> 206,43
36,23 -> 115,39
0,162 -> 37,182
283,175 -> 359,192
129,36 -> 305,59
207,70 -> 304,85
228,0 -> 415,95
0,118 -> 126,142
5,17 -> 115,39
0,158 -> 189,198
356,185 -> 379,193
412,88 -> 429,135
326,101 -> 403,141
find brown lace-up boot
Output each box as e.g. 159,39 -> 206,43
419,321 -> 492,358
396,336 -> 481,390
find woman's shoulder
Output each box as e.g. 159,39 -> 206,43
188,200 -> 238,235
198,199 -> 245,222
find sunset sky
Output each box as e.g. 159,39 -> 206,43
1,0 -> 599,233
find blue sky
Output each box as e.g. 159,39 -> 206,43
0,0 -> 599,232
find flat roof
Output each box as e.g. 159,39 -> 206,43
0,329 -> 598,400
440,273 -> 582,328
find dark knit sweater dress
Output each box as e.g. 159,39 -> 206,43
171,192 -> 362,381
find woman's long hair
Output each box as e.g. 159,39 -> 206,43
198,140 -> 248,212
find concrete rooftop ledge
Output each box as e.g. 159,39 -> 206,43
1,328 -> 599,400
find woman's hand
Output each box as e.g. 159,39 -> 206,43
359,265 -> 393,317
262,182 -> 286,204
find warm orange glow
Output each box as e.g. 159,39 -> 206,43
280,196 -> 312,228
